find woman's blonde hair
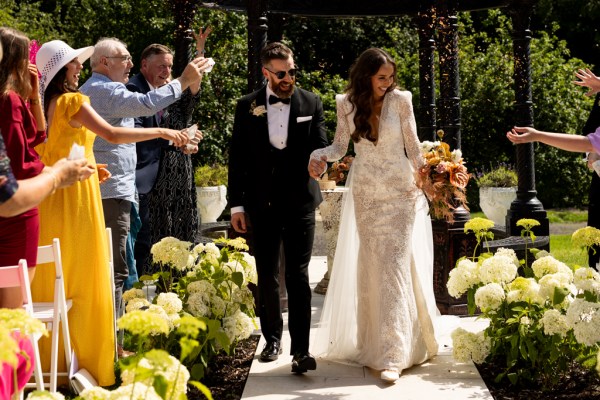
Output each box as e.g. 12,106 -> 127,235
0,27 -> 31,99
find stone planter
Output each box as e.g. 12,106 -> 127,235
479,186 -> 517,227
196,185 -> 227,223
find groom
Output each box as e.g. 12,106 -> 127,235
228,42 -> 328,373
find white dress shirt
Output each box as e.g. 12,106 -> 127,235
266,86 -> 290,150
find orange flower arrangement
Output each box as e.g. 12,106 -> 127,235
326,155 -> 354,185
417,130 -> 470,223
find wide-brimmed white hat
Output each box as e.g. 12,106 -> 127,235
36,40 -> 94,104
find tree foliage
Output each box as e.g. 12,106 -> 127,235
1,3 -> 596,208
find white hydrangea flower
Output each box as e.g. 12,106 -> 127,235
204,242 -> 221,257
79,386 -> 111,400
223,260 -> 245,283
538,272 -> 574,303
121,354 -> 189,400
151,236 -> 193,271
447,258 -> 480,298
211,296 -> 227,319
222,309 -> 256,343
566,298 -> 600,346
122,288 -> 146,305
531,256 -> 573,280
192,243 -> 205,257
242,252 -> 258,284
451,328 -> 490,364
187,293 -> 211,317
474,283 -> 505,312
156,292 -> 183,314
147,304 -> 174,332
125,297 -> 151,313
494,247 -> 520,267
506,277 -> 543,305
420,140 -> 440,153
540,309 -> 570,338
520,316 -> 531,326
232,286 -> 255,311
187,280 -> 216,296
574,267 -> 600,296
26,392 -> 65,400
479,254 -> 518,284
109,383 -> 162,400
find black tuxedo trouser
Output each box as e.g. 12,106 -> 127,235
250,206 -> 315,355
589,173 -> 600,269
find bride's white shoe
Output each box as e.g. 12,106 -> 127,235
380,369 -> 400,382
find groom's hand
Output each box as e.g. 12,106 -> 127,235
231,212 -> 248,233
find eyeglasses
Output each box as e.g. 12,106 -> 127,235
106,55 -> 132,63
264,67 -> 297,79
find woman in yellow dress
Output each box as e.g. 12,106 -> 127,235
31,40 -> 189,385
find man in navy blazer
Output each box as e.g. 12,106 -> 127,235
126,44 -> 175,276
229,42 -> 328,374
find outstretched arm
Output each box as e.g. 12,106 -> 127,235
73,102 -> 189,146
506,126 -> 595,153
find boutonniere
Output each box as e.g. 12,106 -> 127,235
249,100 -> 267,117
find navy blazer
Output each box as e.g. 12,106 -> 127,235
228,86 -> 329,215
126,73 -> 170,195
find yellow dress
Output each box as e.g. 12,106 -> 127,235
32,92 -> 115,386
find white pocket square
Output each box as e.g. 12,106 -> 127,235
296,116 -> 313,123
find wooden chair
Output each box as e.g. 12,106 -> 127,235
29,238 -> 73,392
0,259 -> 45,392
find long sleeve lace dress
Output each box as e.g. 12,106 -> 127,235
311,89 -> 439,373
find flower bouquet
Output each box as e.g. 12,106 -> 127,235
417,130 -> 470,223
319,155 -> 354,190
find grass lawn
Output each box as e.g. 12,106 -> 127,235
550,234 -> 588,267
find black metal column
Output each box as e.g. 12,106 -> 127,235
415,0 -> 437,142
436,0 -> 469,223
247,0 -> 268,92
170,0 -> 200,77
436,0 -> 461,150
505,0 -> 549,236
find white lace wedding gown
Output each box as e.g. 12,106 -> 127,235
311,89 -> 440,372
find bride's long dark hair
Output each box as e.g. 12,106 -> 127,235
346,48 -> 397,143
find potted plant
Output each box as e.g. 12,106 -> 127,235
476,163 -> 518,226
194,164 -> 228,223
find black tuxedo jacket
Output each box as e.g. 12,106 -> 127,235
126,73 -> 170,195
228,86 -> 328,216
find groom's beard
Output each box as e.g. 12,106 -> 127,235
272,79 -> 295,99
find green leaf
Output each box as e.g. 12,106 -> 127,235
153,375 -> 169,399
231,271 -> 244,287
189,380 -> 214,400
191,363 -> 206,380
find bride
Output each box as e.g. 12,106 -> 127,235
308,48 -> 440,383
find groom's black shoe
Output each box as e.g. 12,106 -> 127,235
291,352 -> 317,374
259,341 -> 282,362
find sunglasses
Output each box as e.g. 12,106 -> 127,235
264,67 -> 297,79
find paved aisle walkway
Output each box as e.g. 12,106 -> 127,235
241,256 -> 493,400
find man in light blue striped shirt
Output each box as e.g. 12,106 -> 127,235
80,37 -> 209,326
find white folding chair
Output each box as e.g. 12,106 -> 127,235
29,238 -> 73,392
0,259 -> 45,392
106,227 -> 119,362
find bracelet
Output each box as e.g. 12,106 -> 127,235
30,98 -> 40,105
46,168 -> 58,194
195,49 -> 206,56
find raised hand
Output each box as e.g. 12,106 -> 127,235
193,26 -> 212,55
28,63 -> 41,99
573,68 -> 600,96
506,126 -> 539,144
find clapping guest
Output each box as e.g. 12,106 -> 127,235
31,39 -> 191,386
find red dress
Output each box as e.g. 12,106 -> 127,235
0,91 -> 46,267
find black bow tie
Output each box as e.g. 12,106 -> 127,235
269,95 -> 291,105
